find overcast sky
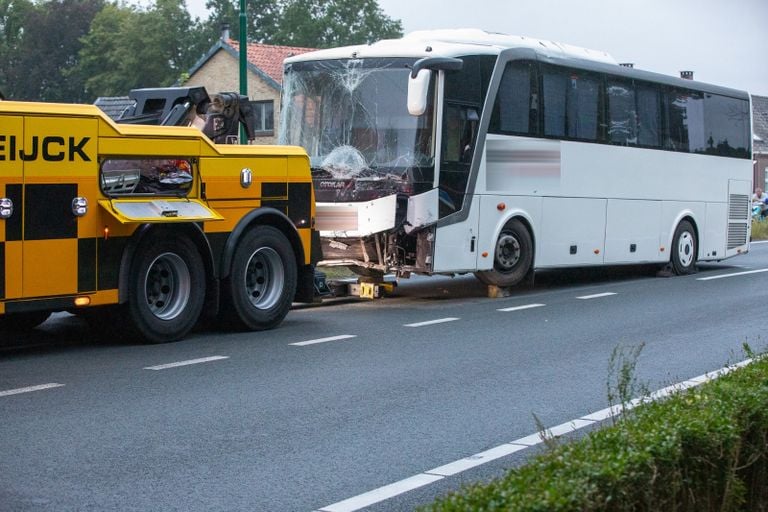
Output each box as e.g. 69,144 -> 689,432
186,0 -> 768,96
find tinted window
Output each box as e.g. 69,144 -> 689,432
636,84 -> 661,148
542,66 -> 600,141
490,61 -> 538,135
702,94 -> 751,157
607,80 -> 637,145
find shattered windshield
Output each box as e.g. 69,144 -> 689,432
280,58 -> 435,202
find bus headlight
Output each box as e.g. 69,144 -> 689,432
72,197 -> 88,217
0,198 -> 12,219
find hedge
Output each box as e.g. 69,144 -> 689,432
425,355 -> 768,511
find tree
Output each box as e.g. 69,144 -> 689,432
76,0 -> 208,98
202,0 -> 402,48
1,0 -> 102,101
0,0 -> 34,98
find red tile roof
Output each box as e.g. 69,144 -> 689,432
227,40 -> 315,85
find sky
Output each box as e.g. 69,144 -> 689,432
185,0 -> 768,97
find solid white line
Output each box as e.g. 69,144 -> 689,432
425,443 -> 529,477
497,303 -> 546,312
750,240 -> 768,244
315,357 -> 754,512
317,473 -> 444,512
576,292 -> 617,300
404,317 -> 459,327
697,268 -> 768,281
290,335 -> 357,346
0,383 -> 65,397
144,356 -> 229,370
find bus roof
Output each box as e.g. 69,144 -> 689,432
284,29 -> 617,65
285,29 -> 749,100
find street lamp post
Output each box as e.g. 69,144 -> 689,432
239,0 -> 248,143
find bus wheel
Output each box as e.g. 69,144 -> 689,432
127,233 -> 205,343
223,226 -> 297,331
475,219 -> 533,287
0,311 -> 51,332
671,220 -> 697,275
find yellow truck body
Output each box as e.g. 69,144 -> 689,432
0,100 -> 318,342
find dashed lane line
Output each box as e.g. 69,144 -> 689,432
144,356 -> 230,370
314,357 -> 753,512
576,292 -> 617,300
403,317 -> 459,327
497,303 -> 546,312
0,383 -> 65,397
290,335 -> 357,347
697,267 -> 768,281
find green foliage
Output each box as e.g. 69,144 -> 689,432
74,0 -> 209,99
201,0 -> 403,48
1,0 -> 103,101
425,355 -> 768,512
752,219 -> 768,241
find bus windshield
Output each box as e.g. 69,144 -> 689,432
280,58 -> 435,202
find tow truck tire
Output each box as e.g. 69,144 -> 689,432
670,220 -> 698,275
127,233 -> 205,343
0,311 -> 51,332
223,226 -> 297,331
475,219 -> 533,287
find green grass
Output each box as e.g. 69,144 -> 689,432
424,351 -> 768,512
753,219 -> 768,241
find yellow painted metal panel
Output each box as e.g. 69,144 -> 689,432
199,156 -> 288,200
99,137 -> 201,157
22,116 -> 98,178
23,239 -> 78,296
5,241 -> 22,299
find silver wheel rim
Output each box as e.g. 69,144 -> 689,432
495,233 -> 521,271
144,252 -> 190,320
677,231 -> 694,268
244,247 -> 284,310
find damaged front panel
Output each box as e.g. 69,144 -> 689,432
281,57 -> 439,274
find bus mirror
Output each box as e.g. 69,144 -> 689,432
408,69 -> 431,116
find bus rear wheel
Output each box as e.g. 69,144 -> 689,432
127,233 -> 205,343
475,219 -> 533,287
223,226 -> 297,331
670,220 -> 697,275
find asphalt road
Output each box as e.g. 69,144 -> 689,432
2,243 -> 768,511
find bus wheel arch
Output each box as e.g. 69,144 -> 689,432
475,216 -> 534,287
670,217 -> 698,275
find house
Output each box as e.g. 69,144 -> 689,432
184,31 -> 315,144
753,95 -> 768,192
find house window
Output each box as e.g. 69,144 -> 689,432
252,100 -> 274,135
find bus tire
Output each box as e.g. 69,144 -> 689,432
127,233 -> 205,343
671,220 -> 697,275
475,219 -> 533,287
0,311 -> 51,332
223,226 -> 297,331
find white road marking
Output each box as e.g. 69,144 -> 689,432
576,292 -> 617,300
0,383 -> 65,397
497,303 -> 546,312
425,443 -> 529,477
315,357 -> 754,512
316,473 -> 444,512
404,317 -> 459,327
290,335 -> 357,346
696,268 -> 768,280
143,356 -> 229,370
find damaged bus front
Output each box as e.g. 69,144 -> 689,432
280,53 -> 472,278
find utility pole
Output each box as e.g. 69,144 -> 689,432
239,0 -> 248,143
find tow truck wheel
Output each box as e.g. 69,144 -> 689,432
127,233 -> 205,343
475,219 -> 533,287
223,226 -> 297,331
0,311 -> 51,332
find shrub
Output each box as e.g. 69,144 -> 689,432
425,356 -> 768,511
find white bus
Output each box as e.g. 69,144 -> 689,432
280,29 -> 753,287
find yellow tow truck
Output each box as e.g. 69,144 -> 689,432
0,100 -> 318,343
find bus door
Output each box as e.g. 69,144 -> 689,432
15,115 -> 99,301
432,102 -> 481,272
